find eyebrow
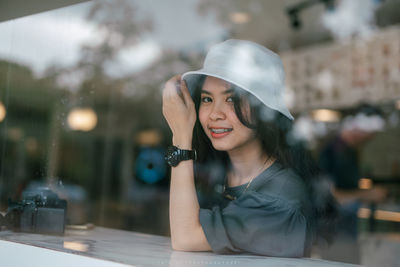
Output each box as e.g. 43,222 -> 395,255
201,89 -> 234,95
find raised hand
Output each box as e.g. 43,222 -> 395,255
162,75 -> 196,149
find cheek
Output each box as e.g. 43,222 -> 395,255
233,118 -> 256,138
244,128 -> 257,139
227,110 -> 243,127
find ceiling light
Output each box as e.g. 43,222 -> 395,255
67,108 -> 97,132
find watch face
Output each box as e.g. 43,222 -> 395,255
165,146 -> 179,167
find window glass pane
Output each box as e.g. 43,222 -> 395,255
0,1 -> 399,265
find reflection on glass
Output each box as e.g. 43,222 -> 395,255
63,241 -> 89,252
135,129 -> 162,146
229,12 -> 250,24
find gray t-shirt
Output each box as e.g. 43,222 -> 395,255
199,161 -> 315,257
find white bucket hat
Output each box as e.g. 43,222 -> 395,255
182,39 -> 294,120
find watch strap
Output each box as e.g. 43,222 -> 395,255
180,148 -> 197,161
165,146 -> 197,167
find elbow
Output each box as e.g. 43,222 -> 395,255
171,242 -> 186,251
171,237 -> 191,251
170,225 -> 211,252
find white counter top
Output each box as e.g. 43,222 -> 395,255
0,227 -> 358,267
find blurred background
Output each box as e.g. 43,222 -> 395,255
0,0 -> 399,265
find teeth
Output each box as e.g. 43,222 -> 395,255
211,128 -> 232,133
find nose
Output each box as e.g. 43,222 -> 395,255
209,102 -> 226,121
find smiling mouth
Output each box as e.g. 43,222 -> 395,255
210,128 -> 233,133
209,128 -> 233,138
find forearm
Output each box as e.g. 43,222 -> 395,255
169,162 -> 211,251
169,159 -> 200,241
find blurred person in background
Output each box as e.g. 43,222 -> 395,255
318,103 -> 388,264
162,39 -> 337,257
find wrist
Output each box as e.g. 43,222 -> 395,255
165,145 -> 197,167
172,136 -> 192,150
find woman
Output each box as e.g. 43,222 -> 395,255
162,40 -> 337,257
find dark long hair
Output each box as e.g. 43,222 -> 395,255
191,75 -> 338,245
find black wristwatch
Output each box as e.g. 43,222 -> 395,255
165,145 -> 197,167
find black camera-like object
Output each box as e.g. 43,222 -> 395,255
1,188 -> 67,235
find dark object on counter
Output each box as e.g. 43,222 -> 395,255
0,188 -> 67,235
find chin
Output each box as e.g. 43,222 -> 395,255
210,140 -> 233,151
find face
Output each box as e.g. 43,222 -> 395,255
198,76 -> 257,152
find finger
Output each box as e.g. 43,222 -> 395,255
180,79 -> 193,106
176,79 -> 185,104
164,89 -> 185,107
163,75 -> 182,101
163,89 -> 186,112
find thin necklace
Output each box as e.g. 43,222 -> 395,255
222,157 -> 274,201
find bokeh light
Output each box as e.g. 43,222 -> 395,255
311,109 -> 341,122
67,108 -> 97,132
0,101 -> 6,122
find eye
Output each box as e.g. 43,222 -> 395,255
201,96 -> 212,103
226,96 -> 234,102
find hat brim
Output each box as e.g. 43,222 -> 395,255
182,70 -> 294,121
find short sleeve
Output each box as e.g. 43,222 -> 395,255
199,191 -> 308,257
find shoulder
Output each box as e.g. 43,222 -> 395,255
256,164 -> 309,204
